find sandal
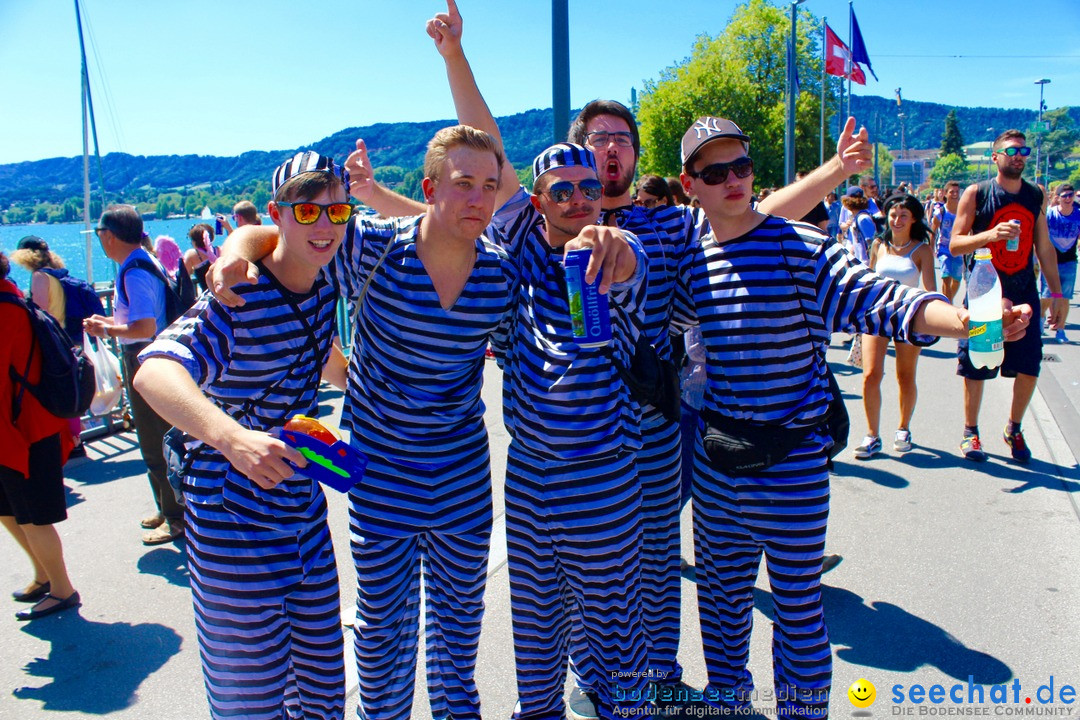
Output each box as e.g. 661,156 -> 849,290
16,591 -> 81,621
12,580 -> 51,603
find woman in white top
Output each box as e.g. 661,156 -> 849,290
855,194 -> 939,459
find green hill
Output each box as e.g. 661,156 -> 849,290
1,96 -> 1074,222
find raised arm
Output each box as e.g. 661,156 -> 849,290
134,356 -> 305,489
758,117 -> 872,220
345,139 -> 427,218
427,0 -> 520,208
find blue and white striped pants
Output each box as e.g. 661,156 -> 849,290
692,431 -> 832,719
571,413 -> 683,692
186,499 -> 345,720
347,444 -> 493,720
505,444 -> 650,720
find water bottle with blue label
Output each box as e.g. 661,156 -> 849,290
967,248 -> 1004,369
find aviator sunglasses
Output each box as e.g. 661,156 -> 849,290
275,201 -> 355,225
542,178 -> 603,204
687,156 -> 755,185
996,146 -> 1031,157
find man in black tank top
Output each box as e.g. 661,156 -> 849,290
950,129 -> 1067,464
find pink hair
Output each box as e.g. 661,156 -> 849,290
154,235 -> 183,276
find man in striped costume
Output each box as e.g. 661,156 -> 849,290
134,152 -> 353,719
209,128 -> 518,720
671,117 -> 1031,718
491,142 -> 652,720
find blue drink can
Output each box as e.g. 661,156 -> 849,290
563,248 -> 611,347
1006,219 -> 1020,252
215,218 -> 224,235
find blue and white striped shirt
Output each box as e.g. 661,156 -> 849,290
492,189 -> 648,461
332,215 -> 518,464
672,216 -> 945,428
139,265 -> 339,521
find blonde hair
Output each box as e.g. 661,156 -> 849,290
423,125 -> 504,185
10,248 -> 65,272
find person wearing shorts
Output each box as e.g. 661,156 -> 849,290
950,130 -> 1067,464
0,251 -> 80,622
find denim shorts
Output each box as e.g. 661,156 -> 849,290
938,254 -> 965,282
1040,261 -> 1076,299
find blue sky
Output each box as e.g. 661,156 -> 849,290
1,0 -> 1077,165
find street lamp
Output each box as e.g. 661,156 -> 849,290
1034,78 -> 1050,183
784,0 -> 807,185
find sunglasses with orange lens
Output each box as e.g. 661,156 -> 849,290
276,201 -> 355,225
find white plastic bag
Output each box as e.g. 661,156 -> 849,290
84,335 -> 123,416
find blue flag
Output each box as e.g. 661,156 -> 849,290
850,6 -> 878,82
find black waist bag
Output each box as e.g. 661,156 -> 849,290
701,409 -> 812,477
616,335 -> 682,423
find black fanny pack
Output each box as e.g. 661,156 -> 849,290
616,335 -> 682,423
702,376 -> 850,477
701,410 -> 813,477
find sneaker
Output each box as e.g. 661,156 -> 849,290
1056,329 -> 1068,344
567,687 -> 599,720
1003,426 -> 1031,464
960,434 -> 988,462
853,435 -> 882,460
894,429 -> 913,453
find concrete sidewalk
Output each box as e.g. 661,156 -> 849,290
2,324 -> 1079,719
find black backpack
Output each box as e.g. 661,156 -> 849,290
1,292 -> 96,420
117,257 -> 197,326
38,267 -> 105,345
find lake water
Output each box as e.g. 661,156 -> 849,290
0,217 -> 260,293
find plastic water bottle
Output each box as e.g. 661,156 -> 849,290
967,248 -> 1004,369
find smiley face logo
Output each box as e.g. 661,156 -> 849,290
848,679 -> 877,708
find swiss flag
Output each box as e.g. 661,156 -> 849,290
825,23 -> 866,85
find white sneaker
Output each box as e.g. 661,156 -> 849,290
854,435 -> 882,460
894,429 -> 913,453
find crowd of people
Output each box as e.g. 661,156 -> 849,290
3,3 -> 1074,719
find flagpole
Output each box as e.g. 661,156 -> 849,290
820,17 -> 826,166
846,1 -> 853,122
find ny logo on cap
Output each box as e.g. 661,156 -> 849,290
692,118 -> 732,139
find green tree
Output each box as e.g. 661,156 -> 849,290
1041,107 -> 1079,172
516,167 -> 533,192
929,153 -> 971,187
637,0 -> 829,187
156,196 -> 175,219
868,143 -> 893,187
940,110 -> 965,158
376,166 -> 407,186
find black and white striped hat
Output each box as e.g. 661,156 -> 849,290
532,143 -> 597,182
271,151 -> 349,197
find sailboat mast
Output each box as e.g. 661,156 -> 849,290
75,0 -> 93,284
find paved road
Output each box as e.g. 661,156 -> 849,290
2,322 -> 1078,720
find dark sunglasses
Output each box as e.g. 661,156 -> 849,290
543,178 -> 603,204
996,146 -> 1031,157
1060,193 -> 1075,199
687,156 -> 755,185
276,201 -> 355,225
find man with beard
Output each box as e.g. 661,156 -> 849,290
950,129 -> 1067,464
356,6 -> 876,717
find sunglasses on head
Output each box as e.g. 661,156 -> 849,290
276,201 -> 355,225
687,156 -> 754,185
542,178 -> 603,204
996,146 -> 1031,157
